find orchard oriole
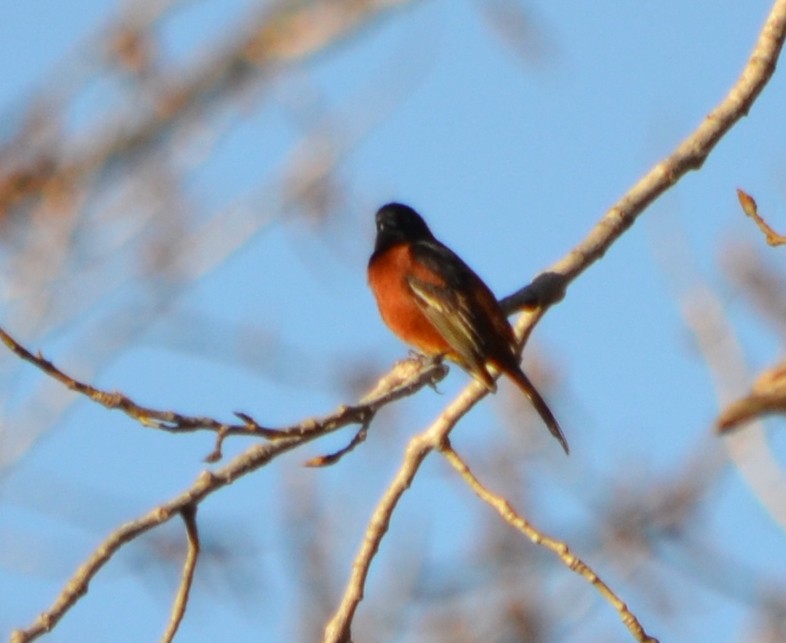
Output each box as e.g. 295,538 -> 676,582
368,202 -> 569,454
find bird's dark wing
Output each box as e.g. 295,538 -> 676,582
407,239 -> 569,455
406,240 -> 509,388
407,277 -> 493,384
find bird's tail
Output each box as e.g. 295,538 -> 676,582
498,363 -> 569,455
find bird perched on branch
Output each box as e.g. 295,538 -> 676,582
367,202 -> 568,454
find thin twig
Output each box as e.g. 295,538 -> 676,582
161,506 -> 200,643
0,325 -> 446,447
0,325 -> 260,436
305,424 -> 370,467
737,188 -> 786,246
439,442 -> 659,643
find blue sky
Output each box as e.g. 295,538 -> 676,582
2,1 -> 786,641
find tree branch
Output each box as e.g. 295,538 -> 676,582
0,325 -> 446,448
6,344 -> 446,642
161,506 -> 200,643
501,0 -> 786,315
439,441 -> 659,643
326,2 -> 786,640
736,188 -> 786,246
323,381 -> 490,643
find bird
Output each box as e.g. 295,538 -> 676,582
367,202 -> 569,454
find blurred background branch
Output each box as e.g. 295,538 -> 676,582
0,0 -> 421,470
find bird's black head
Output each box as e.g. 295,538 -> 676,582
374,203 -> 435,253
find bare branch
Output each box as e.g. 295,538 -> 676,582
439,441 -> 659,643
737,188 -> 786,246
8,441 -> 332,641
323,380 -> 491,643
0,324 -> 446,447
161,506 -> 200,643
718,361 -> 786,431
326,2 -> 786,640
501,0 -> 786,315
7,351 -> 446,641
